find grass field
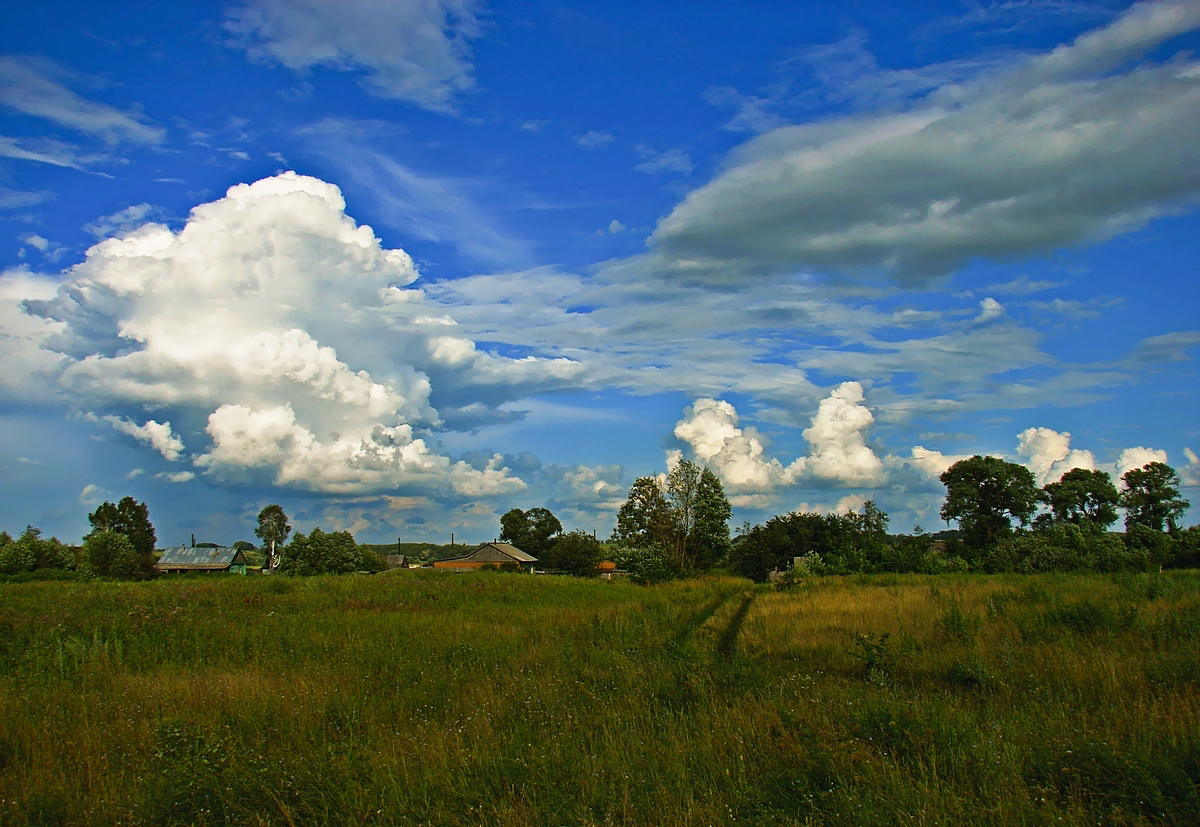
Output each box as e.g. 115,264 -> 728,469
1,570 -> 1198,826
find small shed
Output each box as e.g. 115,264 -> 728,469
432,542 -> 537,572
156,546 -> 251,575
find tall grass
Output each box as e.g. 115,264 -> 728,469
1,570 -> 1197,825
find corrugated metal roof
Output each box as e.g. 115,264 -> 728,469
440,542 -> 537,564
156,547 -> 245,570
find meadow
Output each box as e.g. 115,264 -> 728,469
1,570 -> 1198,826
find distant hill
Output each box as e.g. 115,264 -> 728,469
358,542 -> 480,562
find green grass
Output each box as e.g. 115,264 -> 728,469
1,571 -> 1198,825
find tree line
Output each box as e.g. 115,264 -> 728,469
2,456 -> 1194,583
727,457 -> 1196,581
595,456 -> 1196,583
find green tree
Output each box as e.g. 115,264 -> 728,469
89,497 -> 156,579
498,507 -> 562,559
544,530 -> 603,577
663,459 -> 701,567
689,468 -> 732,570
1124,524 -> 1174,571
1040,468 -> 1120,529
81,530 -> 137,578
0,528 -> 34,574
11,526 -> 74,571
89,497 -> 156,557
1170,525 -> 1200,569
611,476 -> 673,551
730,511 -> 844,581
255,504 -> 292,572
611,463 -> 733,571
940,456 -> 1039,553
277,528 -> 361,576
1120,462 -> 1190,533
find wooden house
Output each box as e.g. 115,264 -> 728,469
431,542 -> 537,571
156,546 -> 251,574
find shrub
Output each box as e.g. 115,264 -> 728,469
278,528 -> 360,575
0,535 -> 34,574
1170,526 -> 1200,569
610,545 -> 682,584
1126,524 -> 1173,570
938,602 -> 981,643
81,530 -> 137,578
543,531 -> 603,577
357,546 -> 388,572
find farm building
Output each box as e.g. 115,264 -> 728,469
431,542 -> 537,572
156,546 -> 251,574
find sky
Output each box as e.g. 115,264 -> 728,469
1,0 -> 1198,548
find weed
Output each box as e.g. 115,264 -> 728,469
852,631 -> 895,684
938,601 -> 981,643
946,655 -> 991,689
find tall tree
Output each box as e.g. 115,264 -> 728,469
940,456 -> 1039,552
664,459 -> 702,568
611,476 -> 673,551
1120,462 -> 1190,532
498,507 -> 562,559
255,504 -> 292,571
689,467 -> 733,570
1040,468 -> 1120,529
89,496 -> 156,557
612,463 -> 732,571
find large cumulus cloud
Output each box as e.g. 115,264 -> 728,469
650,1 -> 1200,284
673,381 -> 886,492
672,382 -> 1184,506
17,172 -> 578,495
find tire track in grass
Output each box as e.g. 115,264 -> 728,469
670,592 -> 736,648
716,593 -> 756,659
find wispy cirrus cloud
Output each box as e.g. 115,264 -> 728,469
297,117 -> 534,269
0,56 -> 164,145
225,0 -> 483,113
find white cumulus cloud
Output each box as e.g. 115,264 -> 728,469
16,172 -> 573,496
1182,448 -> 1200,487
799,381 -> 885,485
1114,445 -> 1170,479
674,381 -> 883,491
98,416 -> 186,461
1015,426 -> 1097,486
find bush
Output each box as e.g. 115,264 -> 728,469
0,536 -> 34,574
357,546 -> 388,572
1126,525 -> 1173,570
543,531 -> 602,577
610,545 -> 682,584
81,530 -> 137,579
0,527 -> 75,574
278,528 -> 361,576
1170,526 -> 1200,569
983,524 -> 1146,573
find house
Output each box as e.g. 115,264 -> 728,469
596,560 -> 628,581
431,542 -> 537,572
156,546 -> 251,575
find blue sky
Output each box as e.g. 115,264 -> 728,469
1,0 -> 1197,547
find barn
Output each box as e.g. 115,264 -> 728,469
156,546 -> 251,575
431,542 -> 537,572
